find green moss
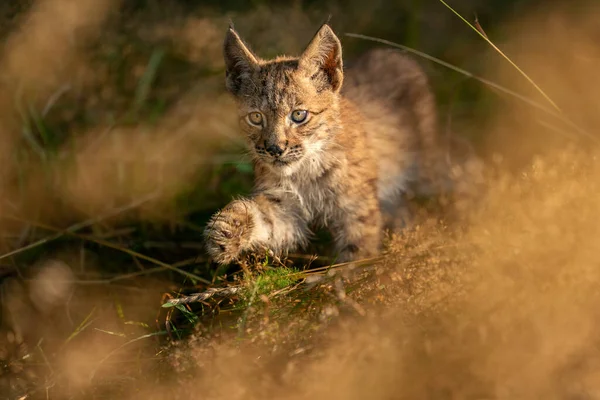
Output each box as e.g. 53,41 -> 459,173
244,266 -> 301,301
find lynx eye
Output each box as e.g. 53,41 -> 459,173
247,112 -> 264,126
290,110 -> 308,124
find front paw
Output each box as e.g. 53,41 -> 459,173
204,201 -> 255,264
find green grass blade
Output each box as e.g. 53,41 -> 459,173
64,307 -> 97,346
132,47 -> 165,115
94,328 -> 127,338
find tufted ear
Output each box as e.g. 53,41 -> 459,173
223,25 -> 260,95
299,24 -> 343,92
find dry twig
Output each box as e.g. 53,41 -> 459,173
162,286 -> 243,307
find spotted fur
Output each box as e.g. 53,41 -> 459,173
204,23 -> 443,264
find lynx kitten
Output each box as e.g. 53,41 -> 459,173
204,23 -> 444,264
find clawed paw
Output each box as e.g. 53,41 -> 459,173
204,201 -> 255,264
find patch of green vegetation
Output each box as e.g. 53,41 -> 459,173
244,266 -> 301,302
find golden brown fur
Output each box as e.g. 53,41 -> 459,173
204,23 -> 443,264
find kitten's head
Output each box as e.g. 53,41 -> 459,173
223,23 -> 343,174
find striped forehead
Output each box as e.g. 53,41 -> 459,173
255,60 -> 299,111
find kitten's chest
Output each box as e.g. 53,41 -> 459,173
283,173 -> 340,224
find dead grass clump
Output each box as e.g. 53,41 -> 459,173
199,150 -> 600,400
114,145 -> 600,399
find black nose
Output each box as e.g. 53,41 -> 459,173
266,143 -> 285,157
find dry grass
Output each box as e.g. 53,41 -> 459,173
122,151 -> 600,400
1,0 -> 600,399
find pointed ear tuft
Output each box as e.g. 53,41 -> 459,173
299,24 -> 343,92
223,27 -> 259,95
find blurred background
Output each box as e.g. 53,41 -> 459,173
0,0 -> 483,285
0,0 -> 598,398
0,0 -> 567,275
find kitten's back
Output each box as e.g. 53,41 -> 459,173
343,48 -> 443,200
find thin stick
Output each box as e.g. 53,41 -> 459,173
0,194 -> 157,261
6,216 -> 212,285
293,256 -> 385,278
162,286 -> 243,307
77,233 -> 211,284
